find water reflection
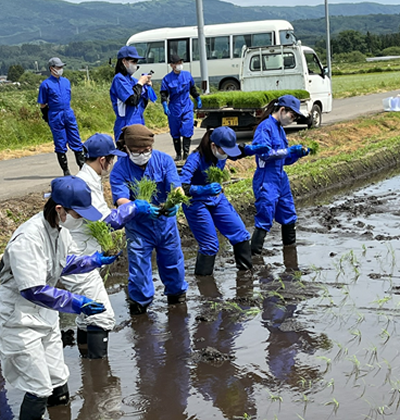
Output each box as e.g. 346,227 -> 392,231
261,246 -> 331,387
0,366 -> 13,420
193,273 -> 257,419
129,305 -> 191,420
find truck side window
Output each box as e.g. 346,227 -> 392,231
261,53 -> 283,71
283,53 -> 296,69
304,52 -> 323,75
250,56 -> 261,71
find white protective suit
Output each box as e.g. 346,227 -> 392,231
60,163 -> 115,331
0,213 -> 70,397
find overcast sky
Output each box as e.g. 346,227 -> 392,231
66,0 -> 400,6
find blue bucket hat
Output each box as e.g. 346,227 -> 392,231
83,133 -> 127,158
210,126 -> 241,157
276,95 -> 305,118
51,176 -> 102,221
117,46 -> 143,60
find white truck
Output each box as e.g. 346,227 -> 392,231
197,42 -> 332,129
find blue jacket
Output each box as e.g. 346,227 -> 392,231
38,75 -> 73,112
161,70 -> 195,116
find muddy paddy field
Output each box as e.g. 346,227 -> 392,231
2,166 -> 400,420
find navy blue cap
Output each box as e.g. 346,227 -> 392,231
117,46 -> 143,60
83,133 -> 127,158
276,95 -> 305,117
210,126 -> 241,157
51,176 -> 102,221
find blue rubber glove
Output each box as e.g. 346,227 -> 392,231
189,183 -> 222,197
147,86 -> 158,102
244,144 -> 271,156
289,144 -> 309,158
162,101 -> 170,116
166,204 -> 180,217
149,205 -> 160,220
80,300 -> 106,316
97,252 -> 120,266
20,285 -> 106,316
62,251 -> 117,276
196,97 -> 202,109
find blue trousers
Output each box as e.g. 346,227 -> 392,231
168,109 -> 194,139
48,109 -> 82,154
183,195 -> 250,256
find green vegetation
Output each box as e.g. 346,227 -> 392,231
128,177 -> 158,203
85,220 -> 125,256
163,187 -> 191,210
205,167 -> 231,184
201,90 -> 310,109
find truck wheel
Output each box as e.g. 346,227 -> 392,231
220,79 -> 240,91
308,104 -> 322,128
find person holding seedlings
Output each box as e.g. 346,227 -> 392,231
110,124 -> 188,315
0,176 -> 118,420
180,126 -> 270,276
160,54 -> 202,161
110,46 -> 154,141
62,132 -> 160,359
38,57 -> 86,176
250,95 -> 310,255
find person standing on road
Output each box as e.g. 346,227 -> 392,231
110,46 -> 153,142
38,57 -> 86,176
0,176 -> 118,420
160,54 -> 202,161
110,124 -> 188,315
250,95 -> 310,255
180,126 -> 270,276
62,133 -> 159,359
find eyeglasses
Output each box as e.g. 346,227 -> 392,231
129,150 -> 152,157
285,108 -> 298,121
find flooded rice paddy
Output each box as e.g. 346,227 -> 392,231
3,171 -> 400,420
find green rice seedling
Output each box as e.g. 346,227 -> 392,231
128,177 -> 158,203
326,378 -> 335,393
205,166 -> 231,185
349,329 -> 362,344
159,185 -> 191,216
316,356 -> 332,373
388,380 -> 400,410
324,398 -> 340,415
85,220 -> 125,256
268,392 -> 283,408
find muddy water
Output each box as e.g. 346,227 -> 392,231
3,172 -> 400,420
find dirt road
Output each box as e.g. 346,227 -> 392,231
0,89 -> 398,201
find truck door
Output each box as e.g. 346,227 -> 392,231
303,50 -> 332,113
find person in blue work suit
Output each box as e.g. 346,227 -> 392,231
250,95 -> 310,255
160,54 -> 202,161
110,46 -> 154,142
180,126 -> 270,276
0,176 -> 118,420
38,57 -> 86,176
110,124 -> 188,315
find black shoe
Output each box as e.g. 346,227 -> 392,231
63,169 -> 71,176
87,327 -> 109,359
20,393 -> 47,420
74,150 -> 86,169
167,292 -> 186,304
233,240 -> 253,270
47,383 -> 69,407
173,138 -> 182,159
183,136 -> 191,159
174,154 -> 182,161
129,300 -> 148,315
56,153 -> 70,177
195,252 -> 216,276
251,227 -> 267,255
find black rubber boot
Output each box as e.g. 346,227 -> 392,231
56,153 -> 71,176
183,137 -> 191,160
283,244 -> 299,271
173,138 -> 182,161
281,223 -> 296,246
195,252 -> 216,276
47,383 -> 69,407
74,150 -> 86,169
19,393 -> 47,420
87,327 -> 109,359
128,299 -> 148,315
77,328 -> 88,358
251,227 -> 267,255
233,240 -> 253,271
167,292 -> 186,304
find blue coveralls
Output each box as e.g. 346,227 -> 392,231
252,116 -> 300,231
37,76 -> 83,154
110,150 -> 188,306
160,70 -> 195,139
110,73 -> 149,141
180,152 -> 250,256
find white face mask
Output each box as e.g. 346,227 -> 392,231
212,145 -> 227,161
59,212 -> 84,231
53,68 -> 63,77
126,63 -> 137,75
175,64 -> 184,72
129,151 -> 152,166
